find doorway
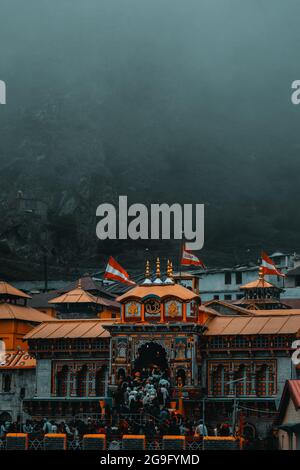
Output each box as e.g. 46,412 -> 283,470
134,342 -> 168,371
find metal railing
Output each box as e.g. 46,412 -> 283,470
0,436 -> 226,451
19,437 -> 203,450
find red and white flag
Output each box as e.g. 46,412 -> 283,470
104,256 -> 136,285
181,244 -> 206,268
261,251 -> 285,277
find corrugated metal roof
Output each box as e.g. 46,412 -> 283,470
24,320 -> 111,339
0,281 -> 31,299
60,276 -> 116,299
49,287 -> 99,304
49,284 -> 120,309
258,316 -> 290,334
221,317 -> 252,335
240,278 -> 276,289
205,314 -> 300,335
278,316 -> 300,334
254,309 -> 300,316
239,316 -> 269,334
0,303 -> 55,322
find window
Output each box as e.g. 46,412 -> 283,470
209,337 -> 226,349
2,374 -> 12,393
252,336 -> 270,349
76,365 -> 88,397
295,275 -> 300,287
235,272 -> 242,284
235,365 -> 246,396
56,365 -> 69,397
256,365 -> 268,397
231,336 -> 247,348
213,295 -> 219,300
225,272 -> 232,285
209,361 -> 275,398
273,336 -> 288,348
224,294 -> 232,300
96,367 -> 106,396
210,365 -> 230,396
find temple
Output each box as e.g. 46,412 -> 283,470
106,259 -> 208,412
0,259 -> 299,444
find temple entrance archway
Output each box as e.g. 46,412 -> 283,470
134,341 -> 168,372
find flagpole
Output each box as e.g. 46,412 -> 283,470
178,233 -> 185,281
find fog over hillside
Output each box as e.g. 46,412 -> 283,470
0,0 -> 300,279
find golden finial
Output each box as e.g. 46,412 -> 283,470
166,259 -> 171,277
169,260 -> 174,279
166,259 -> 173,278
259,266 -> 264,280
145,260 -> 150,278
78,279 -> 82,289
156,257 -> 161,278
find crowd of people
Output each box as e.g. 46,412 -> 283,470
114,366 -> 172,415
112,366 -> 209,439
0,415 -> 208,442
0,417 -> 101,440
0,366 -> 240,445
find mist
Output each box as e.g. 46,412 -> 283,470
0,0 -> 300,278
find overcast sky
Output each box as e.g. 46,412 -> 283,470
1,0 -> 300,263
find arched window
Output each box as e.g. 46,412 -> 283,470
212,365 -> 224,396
96,366 -> 106,396
76,365 -> 88,397
56,365 -> 69,397
256,364 -> 268,396
234,365 -> 246,396
2,374 -> 11,393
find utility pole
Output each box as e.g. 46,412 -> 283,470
226,377 -> 245,436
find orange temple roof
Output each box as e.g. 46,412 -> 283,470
49,285 -> 119,308
205,313 -> 300,335
0,281 -> 31,299
0,303 -> 55,322
49,287 -> 99,304
240,278 -> 276,289
117,283 -> 198,302
24,319 -> 111,339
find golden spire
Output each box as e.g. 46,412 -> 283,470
156,257 -> 161,278
145,260 -> 150,278
170,260 -> 174,279
166,259 -> 173,279
78,279 -> 82,289
259,266 -> 264,280
167,259 -> 171,277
